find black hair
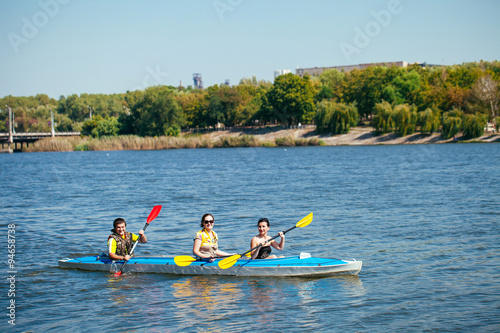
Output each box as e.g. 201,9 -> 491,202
200,213 -> 214,228
257,217 -> 270,227
113,218 -> 126,229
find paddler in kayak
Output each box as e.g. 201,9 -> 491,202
193,213 -> 233,262
250,217 -> 285,259
108,218 -> 147,261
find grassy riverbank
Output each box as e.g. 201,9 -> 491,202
22,126 -> 500,152
23,132 -> 324,152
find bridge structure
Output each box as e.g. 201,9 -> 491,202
0,132 -> 81,151
1,105 -> 80,152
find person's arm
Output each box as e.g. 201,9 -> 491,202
271,232 -> 285,251
138,230 -> 147,243
193,237 -> 211,258
108,238 -> 131,261
108,252 -> 130,261
130,232 -> 147,245
250,237 -> 261,259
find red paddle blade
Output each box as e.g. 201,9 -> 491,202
147,205 -> 162,224
114,271 -> 122,277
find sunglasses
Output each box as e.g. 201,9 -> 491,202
204,220 -> 214,224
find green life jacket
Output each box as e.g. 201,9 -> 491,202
109,230 -> 134,256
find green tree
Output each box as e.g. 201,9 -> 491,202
342,66 -> 389,119
266,73 -> 315,125
254,92 -> 277,125
57,94 -> 88,122
394,104 -> 417,136
314,101 -> 334,134
235,82 -> 268,126
381,84 -> 404,105
441,108 -> 463,139
95,117 -> 120,137
175,90 -> 207,128
54,113 -> 74,132
373,101 -> 395,134
206,85 -> 242,127
81,115 -> 120,138
315,69 -> 345,102
81,115 -> 103,137
418,107 -> 440,134
331,103 -> 358,134
123,86 -> 184,136
462,113 -> 487,139
315,101 -> 358,134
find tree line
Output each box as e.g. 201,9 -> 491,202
1,61 -> 499,140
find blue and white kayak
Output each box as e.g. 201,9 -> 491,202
58,253 -> 362,277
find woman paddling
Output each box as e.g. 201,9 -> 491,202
250,217 -> 285,259
193,213 -> 233,261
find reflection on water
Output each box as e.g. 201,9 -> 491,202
168,274 -> 367,330
339,275 -> 366,298
171,276 -> 244,328
245,279 -> 286,327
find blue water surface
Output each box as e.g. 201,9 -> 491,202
1,143 -> 499,332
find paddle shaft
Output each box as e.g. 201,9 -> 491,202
116,222 -> 149,273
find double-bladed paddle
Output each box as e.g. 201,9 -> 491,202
173,255 -> 230,267
114,205 -> 162,277
218,212 -> 313,270
174,255 -> 198,267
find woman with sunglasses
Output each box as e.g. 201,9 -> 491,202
193,213 -> 233,261
250,217 -> 285,259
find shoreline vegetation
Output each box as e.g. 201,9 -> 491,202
3,62 -> 500,153
23,126 -> 500,152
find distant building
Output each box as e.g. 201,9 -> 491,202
274,69 -> 292,80
296,61 -> 410,77
193,73 -> 203,89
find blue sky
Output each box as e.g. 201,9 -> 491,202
1,0 -> 499,99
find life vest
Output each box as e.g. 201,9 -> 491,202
194,229 -> 218,256
108,231 -> 134,256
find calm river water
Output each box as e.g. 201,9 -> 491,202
1,143 -> 499,332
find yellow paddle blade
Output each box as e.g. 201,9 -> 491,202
296,212 -> 313,228
174,255 -> 197,267
218,254 -> 242,269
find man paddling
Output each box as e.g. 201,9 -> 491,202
108,218 -> 147,261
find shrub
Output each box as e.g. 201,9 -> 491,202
373,101 -> 395,134
418,107 -> 440,134
462,113 -> 487,139
441,108 -> 463,139
314,101 -> 358,135
275,136 -> 296,146
394,104 -> 417,137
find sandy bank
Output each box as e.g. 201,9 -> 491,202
187,126 -> 500,146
